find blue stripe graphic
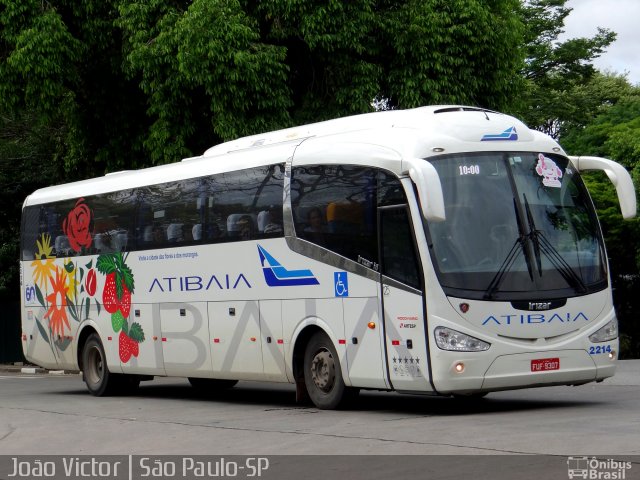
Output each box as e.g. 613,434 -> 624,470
481,126 -> 518,141
258,245 -> 320,287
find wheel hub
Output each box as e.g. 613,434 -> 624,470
310,349 -> 335,392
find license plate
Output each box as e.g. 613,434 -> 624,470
531,357 -> 560,372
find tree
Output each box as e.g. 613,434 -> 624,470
513,0 -> 616,138
1,0 -> 527,169
560,87 -> 640,357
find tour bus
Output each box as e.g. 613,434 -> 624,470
20,106 -> 636,409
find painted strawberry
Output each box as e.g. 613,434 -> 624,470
99,252 -> 134,319
119,331 -> 133,363
118,322 -> 144,363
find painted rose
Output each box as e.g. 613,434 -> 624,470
63,198 -> 93,252
85,268 -> 97,296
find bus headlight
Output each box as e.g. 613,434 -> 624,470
435,327 -> 490,352
589,318 -> 618,343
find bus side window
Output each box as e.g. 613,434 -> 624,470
291,165 -> 378,267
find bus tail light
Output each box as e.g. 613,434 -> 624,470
435,327 -> 490,352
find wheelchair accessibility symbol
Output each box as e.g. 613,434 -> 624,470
334,272 -> 348,297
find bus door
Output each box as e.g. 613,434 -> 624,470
378,205 -> 432,392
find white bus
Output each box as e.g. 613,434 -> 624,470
20,106 -> 636,409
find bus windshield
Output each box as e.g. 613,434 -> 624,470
426,152 -> 607,301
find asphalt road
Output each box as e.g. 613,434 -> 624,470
0,361 -> 639,479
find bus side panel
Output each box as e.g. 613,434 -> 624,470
160,302 -> 212,377
343,296 -> 389,389
209,300 -> 263,380
259,300 -> 288,381
120,303 -> 165,376
21,305 -> 59,370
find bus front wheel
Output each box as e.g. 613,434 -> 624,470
303,331 -> 358,409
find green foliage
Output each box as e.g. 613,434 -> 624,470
561,90 -> 640,358
117,0 -> 293,164
513,0 -> 616,138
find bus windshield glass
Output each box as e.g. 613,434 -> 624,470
425,152 -> 607,300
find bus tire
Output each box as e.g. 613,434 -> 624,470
188,378 -> 238,391
303,331 -> 357,409
82,333 -> 121,396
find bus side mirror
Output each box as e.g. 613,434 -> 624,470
569,156 -> 637,219
405,159 -> 446,222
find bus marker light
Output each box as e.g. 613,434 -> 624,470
339,339 -> 346,345
250,337 -> 256,342
454,362 -> 465,373
609,351 -> 616,360
22,334 -> 27,341
459,303 -> 469,313
392,340 -> 400,346
368,322 -> 376,329
162,337 -> 167,342
152,336 -> 158,341
213,338 -> 220,343
277,339 -> 284,344
107,336 -> 112,341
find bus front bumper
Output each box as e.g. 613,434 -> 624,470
432,349 -> 616,394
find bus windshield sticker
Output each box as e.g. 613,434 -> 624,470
535,153 -> 563,188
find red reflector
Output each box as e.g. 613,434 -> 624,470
162,337 -> 167,342
107,336 -> 112,341
277,339 -> 284,344
213,338 -> 220,343
531,357 -> 560,372
22,335 -> 27,341
152,336 -> 158,341
392,340 -> 400,346
338,339 -> 346,344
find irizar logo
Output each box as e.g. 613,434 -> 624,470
481,126 -> 518,141
258,245 -> 319,287
482,312 -> 589,326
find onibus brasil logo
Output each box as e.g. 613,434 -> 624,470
567,456 -> 632,479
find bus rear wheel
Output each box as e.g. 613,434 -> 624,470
303,331 -> 358,409
82,333 -> 122,396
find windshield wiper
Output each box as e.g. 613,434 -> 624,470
484,199 -> 533,300
522,195 -> 587,294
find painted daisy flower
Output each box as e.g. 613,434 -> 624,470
31,233 -> 56,289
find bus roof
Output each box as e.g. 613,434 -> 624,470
24,105 -> 563,207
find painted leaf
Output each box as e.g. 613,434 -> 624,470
64,261 -> 75,273
85,260 -> 93,270
96,254 -> 117,275
55,336 -> 72,351
35,317 -> 50,344
121,264 -> 135,293
66,296 -> 78,322
111,311 -> 126,332
35,284 -> 45,307
128,322 -> 145,343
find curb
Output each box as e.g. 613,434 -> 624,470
0,364 -> 79,375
